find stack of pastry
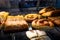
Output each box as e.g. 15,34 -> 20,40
24,14 -> 41,22
4,15 -> 28,31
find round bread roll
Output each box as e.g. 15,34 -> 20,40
0,11 -> 9,29
4,16 -> 28,31
39,7 -> 55,15
32,19 -> 54,30
26,30 -> 46,40
24,14 -> 41,22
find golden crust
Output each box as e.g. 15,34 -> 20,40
39,8 -> 46,14
41,10 -> 60,17
0,11 -> 9,29
4,16 -> 28,31
48,17 -> 60,26
41,11 -> 53,17
24,14 -> 41,22
32,19 -> 54,29
39,7 -> 55,15
16,15 -> 24,20
54,19 -> 60,26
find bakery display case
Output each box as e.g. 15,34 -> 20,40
0,0 -> 60,40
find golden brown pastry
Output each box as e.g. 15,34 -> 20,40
39,6 -> 55,15
41,10 -> 60,17
54,19 -> 60,26
48,17 -> 60,21
41,11 -> 53,17
16,15 -> 24,20
48,17 -> 60,26
50,10 -> 60,17
24,14 -> 41,22
4,16 -> 28,31
0,11 -> 9,29
32,19 -> 54,30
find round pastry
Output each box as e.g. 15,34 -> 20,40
4,16 -> 28,31
26,30 -> 46,40
48,17 -> 60,26
0,11 -> 9,29
39,6 -> 55,15
32,19 -> 54,30
24,14 -> 41,22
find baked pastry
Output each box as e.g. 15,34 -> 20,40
41,11 -> 53,17
0,11 -> 9,29
48,17 -> 60,26
50,10 -> 60,17
26,30 -> 46,40
41,10 -> 60,17
4,16 -> 28,31
39,6 -> 55,15
32,19 -> 54,30
24,14 -> 41,22
53,19 -> 60,26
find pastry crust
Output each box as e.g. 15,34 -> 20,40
0,11 -> 9,29
54,19 -> 60,26
4,16 -> 28,31
24,14 -> 41,22
41,10 -> 60,17
41,11 -> 53,17
48,17 -> 60,26
16,15 -> 24,20
32,19 -> 54,29
39,7 -> 55,15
